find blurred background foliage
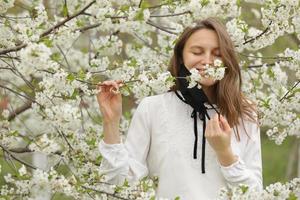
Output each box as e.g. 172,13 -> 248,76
0,0 -> 299,193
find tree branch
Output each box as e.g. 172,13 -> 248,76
76,22 -> 101,32
8,100 -> 33,121
0,1 -> 96,55
81,185 -> 132,200
247,63 -> 275,68
0,84 -> 37,104
146,20 -> 178,35
0,43 -> 27,55
242,21 -> 273,45
138,0 -> 143,8
56,128 -> 74,151
280,80 -> 300,102
150,11 -> 191,18
0,144 -> 38,170
238,53 -> 292,60
40,0 -> 96,38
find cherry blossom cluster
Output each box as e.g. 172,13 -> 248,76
0,0 -> 299,199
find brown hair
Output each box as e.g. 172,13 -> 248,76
168,18 -> 257,139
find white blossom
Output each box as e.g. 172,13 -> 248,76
188,68 -> 201,89
18,165 -> 27,176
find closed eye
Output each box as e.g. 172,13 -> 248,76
192,52 -> 203,55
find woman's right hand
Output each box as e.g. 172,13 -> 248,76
97,80 -> 123,123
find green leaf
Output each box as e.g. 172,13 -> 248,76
140,1 -> 151,9
174,197 -> 181,200
120,5 -> 130,12
76,20 -> 84,27
50,52 -> 61,62
128,58 -> 137,67
201,0 -> 210,7
10,130 -> 19,137
261,98 -> 271,109
40,37 -> 53,47
77,69 -> 86,80
66,73 -> 76,82
62,4 -> 68,17
267,68 -> 275,79
70,89 -> 79,99
239,185 -> 249,194
134,9 -> 144,21
287,192 -> 298,200
30,50 -> 39,57
86,138 -> 96,146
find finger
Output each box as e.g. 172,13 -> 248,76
97,85 -> 102,93
219,115 -> 231,132
110,87 -> 120,94
110,81 -> 121,94
211,114 -> 222,133
98,81 -> 120,93
97,81 -> 111,93
205,119 -> 214,137
116,80 -> 124,88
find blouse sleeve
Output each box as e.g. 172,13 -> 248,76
98,98 -> 151,185
218,121 -> 263,191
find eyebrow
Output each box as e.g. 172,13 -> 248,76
190,45 -> 220,50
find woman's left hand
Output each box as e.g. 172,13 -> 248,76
205,114 -> 232,154
205,114 -> 238,166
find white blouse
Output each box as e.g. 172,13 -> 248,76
98,92 -> 263,200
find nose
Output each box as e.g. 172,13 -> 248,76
201,52 -> 213,65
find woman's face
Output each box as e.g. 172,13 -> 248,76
182,28 -> 221,87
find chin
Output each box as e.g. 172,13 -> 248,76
199,79 -> 217,87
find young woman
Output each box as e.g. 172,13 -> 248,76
97,18 -> 262,199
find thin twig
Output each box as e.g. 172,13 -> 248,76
0,1 -> 96,55
239,53 -> 292,60
8,147 -> 34,153
0,43 -> 27,55
279,80 -> 300,102
247,63 -> 276,69
242,21 -> 272,45
10,56 -> 36,91
5,152 -> 18,172
56,45 -> 72,71
0,84 -> 37,104
138,0 -> 143,8
0,55 -> 20,60
81,185 -> 132,200
0,15 -> 32,19
0,144 -> 38,169
150,11 -> 191,18
8,100 -> 33,121
133,33 -> 168,57
146,20 -> 178,35
145,2 -> 169,9
76,22 -> 101,32
56,128 -> 74,150
40,0 -> 96,38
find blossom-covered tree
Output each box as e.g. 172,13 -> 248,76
0,0 -> 299,199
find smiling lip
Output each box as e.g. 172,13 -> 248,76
196,68 -> 205,72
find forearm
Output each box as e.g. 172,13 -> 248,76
103,120 -> 121,144
216,148 -> 238,167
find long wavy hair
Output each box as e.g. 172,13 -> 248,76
168,18 -> 257,139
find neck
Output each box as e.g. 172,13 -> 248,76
202,86 -> 216,104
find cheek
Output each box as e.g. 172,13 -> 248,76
183,53 -> 200,69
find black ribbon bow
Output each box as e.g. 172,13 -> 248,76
175,63 -> 218,174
